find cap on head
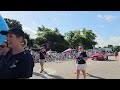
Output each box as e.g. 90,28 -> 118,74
0,28 -> 25,39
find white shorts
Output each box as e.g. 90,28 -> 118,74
39,59 -> 45,63
76,64 -> 87,70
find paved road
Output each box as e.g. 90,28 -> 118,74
30,56 -> 120,79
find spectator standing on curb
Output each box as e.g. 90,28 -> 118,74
0,28 -> 34,79
75,46 -> 88,79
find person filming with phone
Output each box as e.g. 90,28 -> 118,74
76,46 -> 88,79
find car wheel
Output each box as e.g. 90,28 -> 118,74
105,57 -> 108,60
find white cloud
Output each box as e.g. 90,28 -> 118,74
97,14 -> 103,18
97,14 -> 117,22
32,22 -> 39,29
23,27 -> 37,39
95,35 -> 108,47
95,35 -> 120,47
109,37 -> 120,46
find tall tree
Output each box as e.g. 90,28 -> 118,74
4,18 -> 22,29
65,28 -> 97,49
35,25 -> 69,52
112,46 -> 120,52
24,33 -> 34,48
108,45 -> 113,48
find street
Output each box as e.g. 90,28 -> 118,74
30,56 -> 120,79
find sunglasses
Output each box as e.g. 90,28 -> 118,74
0,45 -> 7,48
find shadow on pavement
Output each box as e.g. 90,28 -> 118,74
94,59 -> 116,62
105,59 -> 116,61
44,71 -> 64,79
33,71 -> 64,79
87,73 -> 106,79
33,72 -> 47,79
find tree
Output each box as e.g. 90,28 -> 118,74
4,18 -> 22,29
4,18 -> 33,48
65,28 -> 97,49
108,45 -> 113,48
112,46 -> 120,52
35,25 -> 69,52
82,28 -> 97,49
54,28 -> 59,33
103,44 -> 114,51
103,46 -> 107,48
24,33 -> 34,48
65,30 -> 85,49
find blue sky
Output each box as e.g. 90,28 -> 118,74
0,11 -> 120,47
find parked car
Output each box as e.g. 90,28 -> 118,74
91,51 -> 108,60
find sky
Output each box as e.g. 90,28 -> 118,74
0,11 -> 120,47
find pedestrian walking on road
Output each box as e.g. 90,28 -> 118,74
115,51 -> 118,60
39,46 -> 46,73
